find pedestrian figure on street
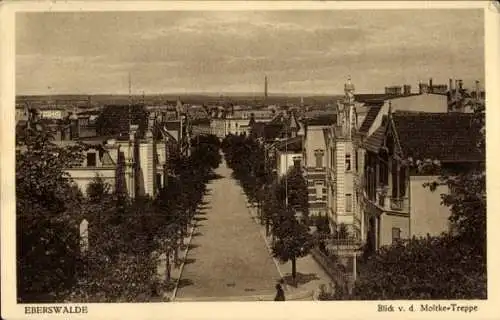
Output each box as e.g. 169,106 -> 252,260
274,282 -> 285,301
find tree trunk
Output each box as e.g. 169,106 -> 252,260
265,218 -> 270,236
292,257 -> 297,287
165,247 -> 171,282
180,223 -> 185,239
259,201 -> 264,225
174,239 -> 180,267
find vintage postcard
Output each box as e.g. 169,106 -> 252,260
1,1 -> 499,319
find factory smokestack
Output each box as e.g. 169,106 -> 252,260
264,75 -> 268,100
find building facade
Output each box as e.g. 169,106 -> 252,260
303,116 -> 333,217
359,111 -> 483,250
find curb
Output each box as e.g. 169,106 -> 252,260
174,288 -> 313,302
169,221 -> 197,301
245,200 -> 324,301
245,202 -> 285,280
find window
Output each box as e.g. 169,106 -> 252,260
315,181 -> 324,201
315,150 -> 324,168
156,173 -> 162,189
86,152 -> 97,167
355,150 -> 358,172
330,148 -> 335,167
293,157 -> 301,168
346,194 -> 352,212
392,227 -> 401,244
346,154 -> 351,171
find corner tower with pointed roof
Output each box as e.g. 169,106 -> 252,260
322,76 -> 363,274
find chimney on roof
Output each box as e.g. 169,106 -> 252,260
458,79 -> 463,90
418,81 -> 429,94
70,116 -> 80,140
449,78 -> 453,92
403,85 -> 411,96
130,124 -> 139,142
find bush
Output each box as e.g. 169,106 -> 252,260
351,235 -> 486,300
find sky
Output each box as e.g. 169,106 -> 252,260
16,9 -> 485,95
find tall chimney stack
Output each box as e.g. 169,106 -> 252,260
449,78 -> 453,92
429,78 -> 433,93
475,80 -> 481,101
264,75 -> 268,100
458,79 -> 463,90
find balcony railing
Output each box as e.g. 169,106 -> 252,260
365,188 -> 409,213
390,197 -> 409,212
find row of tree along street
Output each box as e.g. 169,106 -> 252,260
221,134 -> 314,286
16,120 -> 222,302
221,91 -> 486,300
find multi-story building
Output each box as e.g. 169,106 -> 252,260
324,77 -> 363,239
274,136 -> 303,177
39,107 -> 67,120
210,107 -> 275,138
359,111 -> 483,251
190,118 -> 212,137
48,112 -> 176,199
302,114 -> 336,217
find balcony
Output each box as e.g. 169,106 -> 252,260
389,197 -> 409,212
364,187 -> 410,214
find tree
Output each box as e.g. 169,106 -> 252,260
276,165 -> 309,216
95,104 -> 148,137
424,97 -> 485,255
272,207 -> 314,286
16,123 -> 86,302
349,235 -> 486,300
337,90 -> 487,300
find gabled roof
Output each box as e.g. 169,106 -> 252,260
305,114 -> 337,126
364,124 -> 387,153
190,118 -> 210,126
164,120 -> 181,131
358,104 -> 383,133
392,113 -> 483,162
250,121 -> 266,138
276,136 -> 302,152
355,93 -> 395,103
264,122 -> 285,141
101,151 -> 116,166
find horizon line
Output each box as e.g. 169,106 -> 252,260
15,91 -> 382,97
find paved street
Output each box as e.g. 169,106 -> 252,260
174,158 -> 282,300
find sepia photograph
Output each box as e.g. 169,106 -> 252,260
1,1 -> 497,319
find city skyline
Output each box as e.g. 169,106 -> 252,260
17,10 -> 484,95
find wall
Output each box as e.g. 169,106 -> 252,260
389,93 -> 448,113
226,118 -> 251,136
139,142 -> 154,196
410,175 -> 451,238
379,213 -> 409,247
304,126 -> 327,167
367,94 -> 448,136
210,118 -> 225,138
305,126 -> 328,216
335,142 -> 347,216
277,152 -> 302,177
66,168 -> 116,195
40,109 -> 65,120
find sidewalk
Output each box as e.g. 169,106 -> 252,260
151,219 -> 198,302
245,201 -> 334,301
